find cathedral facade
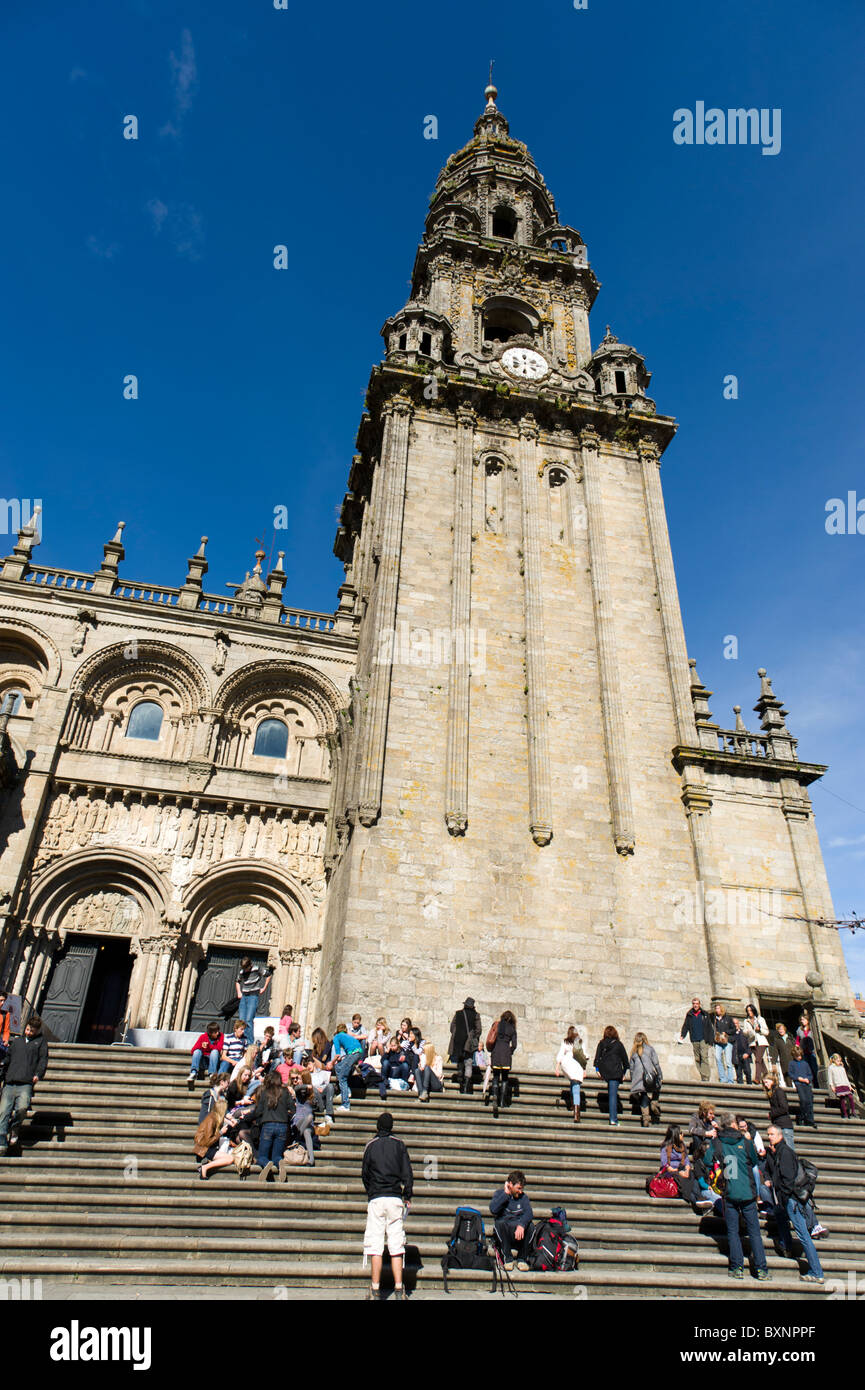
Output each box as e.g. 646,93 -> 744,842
0,85 -> 858,1070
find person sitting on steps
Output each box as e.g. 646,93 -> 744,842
490,1170 -> 534,1272
187,1021 -> 224,1089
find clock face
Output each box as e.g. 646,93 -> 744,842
501,347 -> 549,381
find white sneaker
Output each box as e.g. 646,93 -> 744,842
336,1106 -> 351,1114
811,1223 -> 828,1238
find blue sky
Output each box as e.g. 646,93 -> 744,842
2,0 -> 863,990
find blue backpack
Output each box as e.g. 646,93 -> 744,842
442,1206 -> 492,1290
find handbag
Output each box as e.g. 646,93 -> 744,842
281,1142 -> 309,1166
219,996 -> 239,1019
486,1021 -> 499,1050
646,1171 -> 679,1199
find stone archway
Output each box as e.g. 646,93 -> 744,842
15,850 -> 174,1037
177,862 -> 322,1034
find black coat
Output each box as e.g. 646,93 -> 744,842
490,1019 -> 517,1069
449,1005 -> 481,1061
711,1013 -> 734,1044
593,1037 -> 629,1081
3,1032 -> 48,1084
768,1087 -> 793,1127
731,1029 -> 752,1062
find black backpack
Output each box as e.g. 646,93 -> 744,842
528,1216 -> 566,1271
442,1207 -> 492,1291
793,1158 -> 819,1204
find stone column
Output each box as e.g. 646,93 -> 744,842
638,438 -> 698,746
299,959 -> 313,1036
161,946 -> 184,1030
147,941 -> 174,1030
134,941 -> 162,1029
580,426 -> 635,855
357,395 -> 413,826
444,405 -> 475,834
26,932 -> 59,1013
12,928 -> 37,997
519,416 -> 553,845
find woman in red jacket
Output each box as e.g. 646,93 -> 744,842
187,1022 -> 225,1088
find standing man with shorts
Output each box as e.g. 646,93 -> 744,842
361,1111 -> 413,1300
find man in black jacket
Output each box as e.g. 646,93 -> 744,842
676,996 -> 712,1082
764,1124 -> 824,1283
361,1111 -> 413,1300
0,1015 -> 48,1155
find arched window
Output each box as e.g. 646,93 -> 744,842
253,718 -> 288,759
482,296 -> 538,347
492,205 -> 517,240
126,700 -> 164,741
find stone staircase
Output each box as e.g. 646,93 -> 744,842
1,1044 -> 863,1298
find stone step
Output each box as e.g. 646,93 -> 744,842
0,1255 -> 832,1298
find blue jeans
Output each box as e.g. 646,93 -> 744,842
607,1078 -> 620,1123
256,1122 -> 288,1167
568,1081 -> 581,1106
191,1048 -> 220,1077
380,1058 -> 410,1097
0,1082 -> 33,1149
237,993 -> 259,1046
714,1043 -> 734,1083
775,1196 -> 823,1278
723,1196 -> 767,1272
334,1052 -> 361,1106
793,1080 -> 814,1125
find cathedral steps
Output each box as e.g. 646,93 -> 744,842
1,1044 -> 862,1298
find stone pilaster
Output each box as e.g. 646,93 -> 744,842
357,395 -> 412,826
444,405 -> 475,834
680,777 -> 739,1009
519,416 -> 552,845
781,784 -> 846,996
580,426 -> 635,855
638,439 -> 698,746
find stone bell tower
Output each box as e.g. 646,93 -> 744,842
319,82 -> 858,1070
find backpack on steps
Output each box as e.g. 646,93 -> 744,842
232,1141 -> 255,1178
528,1216 -> 566,1271
442,1206 -> 492,1292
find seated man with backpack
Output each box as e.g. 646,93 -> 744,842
764,1124 -> 824,1283
489,1171 -> 534,1271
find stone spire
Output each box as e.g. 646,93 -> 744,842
92,521 -> 126,596
688,658 -> 720,750
260,551 -> 288,624
753,668 -> 790,735
179,536 -> 209,610
733,705 -> 747,732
